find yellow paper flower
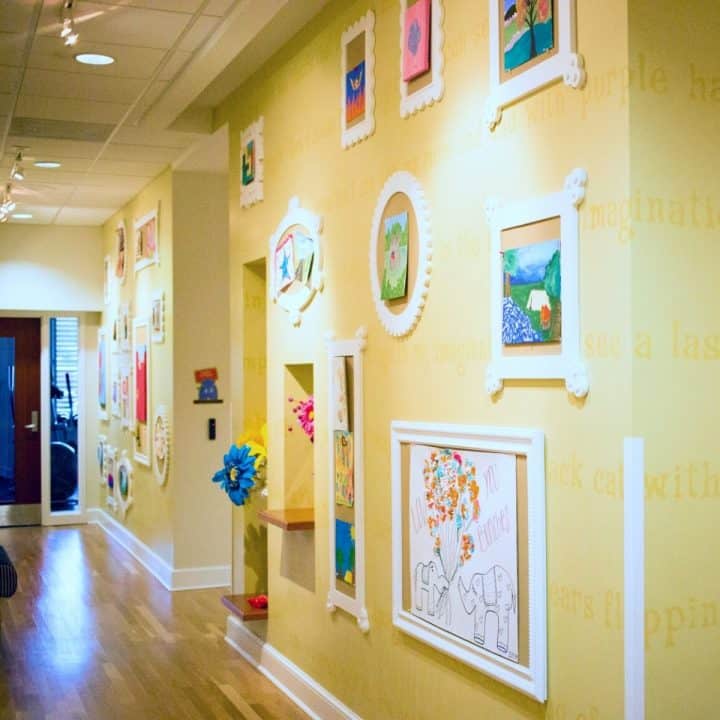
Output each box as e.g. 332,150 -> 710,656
238,421 -> 267,469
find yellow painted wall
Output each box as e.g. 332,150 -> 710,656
629,1 -> 720,717
216,0 -> 634,717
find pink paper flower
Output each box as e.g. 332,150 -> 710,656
290,396 -> 314,443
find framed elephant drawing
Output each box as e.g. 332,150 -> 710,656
391,422 -> 547,702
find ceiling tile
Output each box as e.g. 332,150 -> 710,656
82,0 -> 205,12
67,185 -> 138,206
7,205 -> 61,225
5,135 -> 104,161
0,94 -> 15,116
111,126 -> 199,148
16,94 -> 130,125
0,3 -> 38,34
92,158 -> 167,177
21,68 -> 147,105
0,33 -> 28,67
102,141 -> 180,164
55,206 -> 115,225
157,50 -> 192,81
0,66 -> 22,95
204,0 -> 235,17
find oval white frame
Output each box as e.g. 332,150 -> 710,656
153,405 -> 170,486
269,197 -> 325,327
115,450 -> 134,520
369,172 -> 432,337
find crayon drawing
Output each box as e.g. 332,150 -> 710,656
336,519 -> 356,586
503,0 -> 554,73
381,211 -> 409,301
403,0 -> 431,81
334,430 -> 354,507
346,60 -> 366,124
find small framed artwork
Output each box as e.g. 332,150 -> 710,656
391,421 -> 547,701
103,255 -> 112,305
119,302 -> 131,351
132,318 -> 151,466
110,361 -> 121,418
370,171 -> 432,337
399,0 -> 445,117
115,450 -> 134,520
151,290 -> 165,343
269,197 -> 324,326
485,168 -> 588,398
341,10 -> 376,148
103,444 -> 117,512
97,435 -> 107,486
485,0 -> 585,130
240,117 -> 264,208
97,328 -> 109,421
153,405 -> 170,486
115,221 -> 127,284
120,361 -> 132,430
134,207 -> 159,272
326,328 -> 369,633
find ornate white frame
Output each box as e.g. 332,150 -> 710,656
391,421 -> 547,701
486,168 -> 588,398
132,318 -> 151,466
115,220 -> 127,285
103,444 -> 117,512
269,197 -> 325,327
399,0 -> 445,117
341,10 -> 376,148
325,327 -> 369,633
115,450 -> 134,520
134,207 -> 159,272
98,327 -> 109,421
151,290 -> 165,343
485,0 -> 586,130
240,117 -> 264,208
369,171 -> 432,337
152,405 -> 170,486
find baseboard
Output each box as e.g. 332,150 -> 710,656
225,615 -> 361,720
88,507 -> 230,591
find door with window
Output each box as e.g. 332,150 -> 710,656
0,318 -> 41,526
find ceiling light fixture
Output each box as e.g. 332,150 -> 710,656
60,1 -> 79,47
75,53 -> 115,66
0,184 -> 16,220
34,160 -> 62,169
10,150 -> 25,182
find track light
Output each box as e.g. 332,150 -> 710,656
1,184 -> 16,216
65,31 -> 79,46
60,18 -> 72,38
11,151 -> 24,182
60,2 -> 78,47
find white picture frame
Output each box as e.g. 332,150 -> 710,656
97,327 -> 109,421
134,206 -> 159,272
326,327 -> 369,633
151,290 -> 165,344
119,302 -> 131,352
240,117 -> 264,208
486,168 -> 588,398
120,360 -> 132,430
391,421 -> 547,702
110,360 -> 121,418
341,10 -> 376,148
153,405 -> 170,486
369,171 -> 432,337
399,0 -> 445,118
115,220 -> 128,285
485,0 -> 586,130
116,450 -> 134,520
269,196 -> 325,327
132,318 -> 151,466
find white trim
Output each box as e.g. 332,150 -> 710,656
624,438 -> 645,720
485,0 -> 585,130
88,507 -> 231,590
486,168 -> 589,398
225,615 -> 362,720
341,10 -> 376,148
240,117 -> 264,208
400,0 -> 445,117
325,328 -> 370,632
369,171 -> 432,337
133,206 -> 160,272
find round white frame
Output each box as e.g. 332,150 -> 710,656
369,171 -> 432,337
153,405 -> 170,486
115,450 -> 134,519
269,197 -> 324,326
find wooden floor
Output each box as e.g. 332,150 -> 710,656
0,525 -> 308,720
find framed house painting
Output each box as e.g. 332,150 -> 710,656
240,117 -> 264,208
485,0 -> 585,130
341,11 -> 376,148
485,168 -> 588,397
115,221 -> 127,284
134,207 -> 159,272
391,421 -> 547,701
97,328 -> 109,421
132,318 -> 151,465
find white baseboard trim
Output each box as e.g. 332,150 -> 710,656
88,507 -> 230,591
225,615 -> 361,720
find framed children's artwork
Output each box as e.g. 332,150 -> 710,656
132,318 -> 151,466
115,450 -> 134,520
391,421 -> 547,701
134,207 -> 159,272
152,405 -> 170,486
485,168 -> 588,398
269,197 -> 324,326
120,361 -> 132,430
103,255 -> 112,305
240,117 -> 264,208
485,0 -> 585,130
110,361 -> 121,418
341,10 -> 376,148
151,290 -> 165,343
103,444 -> 117,512
326,328 -> 369,633
119,302 -> 131,351
370,171 -> 432,337
399,0 -> 445,118
115,221 -> 127,284
97,328 -> 109,421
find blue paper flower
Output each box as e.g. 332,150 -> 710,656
212,443 -> 257,506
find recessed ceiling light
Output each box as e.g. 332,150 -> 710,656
74,53 -> 114,66
34,160 -> 62,169
12,213 -> 33,220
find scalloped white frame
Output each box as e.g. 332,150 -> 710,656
115,221 -> 127,285
151,290 -> 165,344
370,172 -> 432,337
132,318 -> 151,466
115,450 -> 134,520
486,168 -> 589,398
485,0 -> 586,130
103,444 -> 117,512
269,197 -> 324,327
153,405 -> 170,486
399,0 -> 445,117
391,421 -> 547,701
98,328 -> 109,421
240,117 -> 264,208
134,207 -> 159,272
326,327 -> 369,633
341,11 -> 376,148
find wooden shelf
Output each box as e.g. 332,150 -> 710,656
222,594 -> 268,621
258,507 -> 314,531
193,399 -> 224,404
